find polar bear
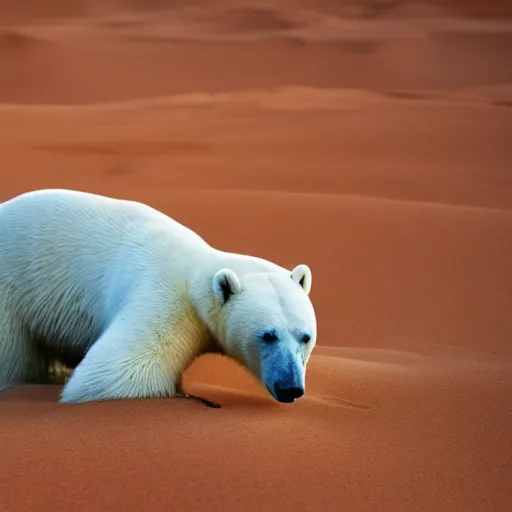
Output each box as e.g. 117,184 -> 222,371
0,189 -> 316,407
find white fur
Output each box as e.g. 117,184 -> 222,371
0,189 -> 317,404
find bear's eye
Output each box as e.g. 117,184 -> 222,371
301,334 -> 311,344
262,331 -> 279,343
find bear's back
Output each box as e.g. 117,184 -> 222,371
0,189 -> 207,268
0,189 -> 148,278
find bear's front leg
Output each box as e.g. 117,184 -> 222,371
59,344 -> 175,404
59,305 -> 221,407
59,316 -> 179,403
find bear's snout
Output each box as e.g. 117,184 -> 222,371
273,383 -> 304,403
260,339 -> 308,404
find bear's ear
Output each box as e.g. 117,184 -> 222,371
213,268 -> 242,305
291,264 -> 312,295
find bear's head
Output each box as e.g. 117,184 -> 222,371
211,264 -> 316,403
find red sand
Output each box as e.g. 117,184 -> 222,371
1,1 -> 511,511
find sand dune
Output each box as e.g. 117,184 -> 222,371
1,1 -> 512,104
1,1 -> 511,511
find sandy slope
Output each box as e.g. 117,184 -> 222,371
1,1 -> 511,511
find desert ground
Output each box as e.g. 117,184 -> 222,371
0,1 -> 511,511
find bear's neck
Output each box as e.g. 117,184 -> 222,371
187,270 -> 226,354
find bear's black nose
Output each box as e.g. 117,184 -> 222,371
274,384 -> 304,403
